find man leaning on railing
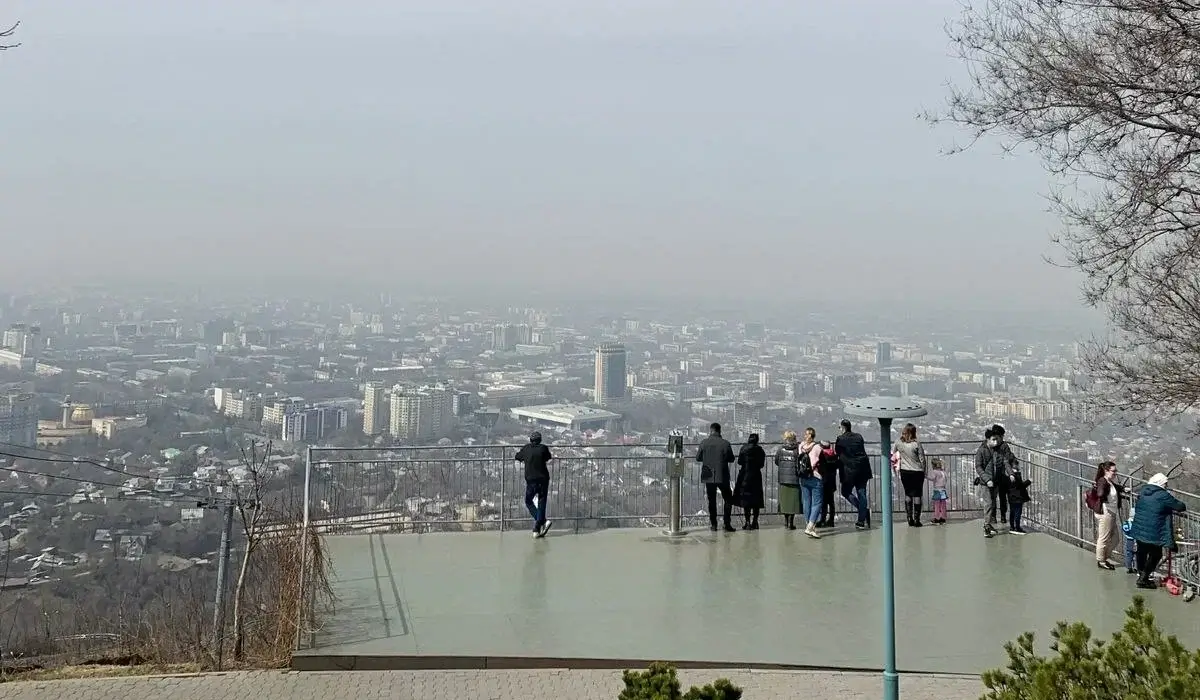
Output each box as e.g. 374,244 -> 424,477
515,431 -> 554,539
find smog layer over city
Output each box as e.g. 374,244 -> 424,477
1,0 -> 1199,692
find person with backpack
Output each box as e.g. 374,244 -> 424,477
815,440 -> 840,528
1088,461 -> 1129,570
775,430 -> 803,530
515,431 -> 554,538
797,427 -> 825,539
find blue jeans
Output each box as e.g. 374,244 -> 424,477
842,481 -> 869,524
1009,501 -> 1024,530
800,477 -> 823,524
1124,535 -> 1136,570
525,478 -> 549,530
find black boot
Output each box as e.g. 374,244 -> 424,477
785,515 -> 796,530
723,504 -> 736,532
709,516 -> 718,532
750,509 -> 759,530
912,499 -> 923,527
905,500 -> 915,526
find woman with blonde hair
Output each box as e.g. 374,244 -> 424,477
774,430 -> 803,530
797,427 -> 825,538
892,422 -> 928,527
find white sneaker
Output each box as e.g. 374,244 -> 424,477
537,520 -> 553,538
805,523 -> 821,539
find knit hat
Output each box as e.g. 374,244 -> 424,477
1149,473 -> 1168,488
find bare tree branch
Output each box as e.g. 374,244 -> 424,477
1,21 -> 19,50
231,440 -> 270,662
928,0 -> 1200,423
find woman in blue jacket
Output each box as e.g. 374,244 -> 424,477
1129,473 -> 1188,590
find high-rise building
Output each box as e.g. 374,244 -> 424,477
363,381 -> 387,436
876,341 -> 892,365
0,392 -> 37,447
594,343 -> 628,406
262,398 -> 304,427
282,405 -> 349,443
389,387 -> 454,441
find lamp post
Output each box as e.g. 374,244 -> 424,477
844,396 -> 929,700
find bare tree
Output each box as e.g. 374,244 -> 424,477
928,0 -> 1200,421
1,21 -> 18,50
230,441 -> 271,662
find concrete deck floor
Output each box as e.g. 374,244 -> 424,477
294,522 -> 1200,675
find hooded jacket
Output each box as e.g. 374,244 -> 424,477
1129,484 -> 1187,549
974,440 -> 1017,485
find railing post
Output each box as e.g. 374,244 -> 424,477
665,433 -> 686,537
1075,484 -> 1084,541
498,445 -> 506,532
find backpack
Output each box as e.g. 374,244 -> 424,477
817,447 -> 838,478
1085,485 -> 1103,514
797,450 -> 815,479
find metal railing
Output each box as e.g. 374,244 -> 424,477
298,440 -> 984,535
1009,445 -> 1200,590
292,439 -> 1200,650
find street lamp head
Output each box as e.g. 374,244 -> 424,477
843,396 -> 929,421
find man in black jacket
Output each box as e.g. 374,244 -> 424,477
835,419 -> 873,530
515,431 -> 554,538
696,422 -> 737,532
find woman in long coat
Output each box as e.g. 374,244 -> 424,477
775,430 -> 802,530
734,433 -> 766,530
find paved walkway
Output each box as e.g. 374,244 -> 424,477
0,669 -> 985,699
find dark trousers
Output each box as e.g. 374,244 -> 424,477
1009,501 -> 1024,530
819,474 -> 838,523
842,478 -> 870,524
524,478 -> 549,530
984,485 -> 1002,527
1136,541 -> 1164,580
995,476 -> 1010,521
706,482 -> 734,527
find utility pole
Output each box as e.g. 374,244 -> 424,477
204,495 -> 235,670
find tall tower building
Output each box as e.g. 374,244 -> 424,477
594,343 -> 628,406
0,392 -> 37,447
876,341 -> 892,366
363,381 -> 387,436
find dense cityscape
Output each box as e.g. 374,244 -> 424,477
0,288 -> 1196,608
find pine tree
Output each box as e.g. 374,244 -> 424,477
619,663 -> 743,700
981,596 -> 1200,699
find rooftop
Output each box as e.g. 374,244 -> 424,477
508,403 -> 622,422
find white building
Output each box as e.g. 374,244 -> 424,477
509,403 -> 621,432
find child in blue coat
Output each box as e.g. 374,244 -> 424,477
1122,506 -> 1137,574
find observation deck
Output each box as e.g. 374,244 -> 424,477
291,441 -> 1200,676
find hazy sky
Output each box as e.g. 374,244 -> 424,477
1,1 -> 1087,311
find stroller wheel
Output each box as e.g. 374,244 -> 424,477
1184,587 -> 1197,603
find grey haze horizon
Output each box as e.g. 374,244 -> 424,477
2,0 -> 1086,313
